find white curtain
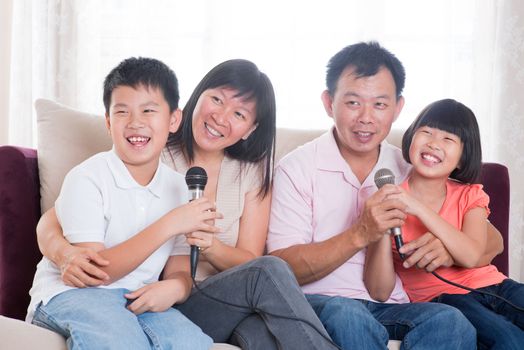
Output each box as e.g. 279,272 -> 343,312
2,0 -> 524,281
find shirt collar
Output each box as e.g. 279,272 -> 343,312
106,148 -> 163,198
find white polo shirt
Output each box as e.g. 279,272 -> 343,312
27,149 -> 188,321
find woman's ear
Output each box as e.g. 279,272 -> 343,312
242,123 -> 258,140
169,108 -> 183,133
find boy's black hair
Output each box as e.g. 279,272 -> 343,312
103,57 -> 179,113
401,99 -> 482,183
326,41 -> 405,99
166,59 -> 276,197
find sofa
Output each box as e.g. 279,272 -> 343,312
0,99 -> 510,349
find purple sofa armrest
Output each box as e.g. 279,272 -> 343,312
0,146 -> 42,320
481,162 -> 510,276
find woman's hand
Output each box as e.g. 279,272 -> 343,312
185,231 -> 216,253
59,245 -> 110,287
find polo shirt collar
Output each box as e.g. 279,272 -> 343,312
316,127 -> 397,188
106,148 -> 163,197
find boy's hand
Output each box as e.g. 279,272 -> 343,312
125,279 -> 185,314
171,197 -> 222,236
59,245 -> 110,287
399,232 -> 454,271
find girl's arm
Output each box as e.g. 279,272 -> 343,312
124,255 -> 193,314
187,188 -> 270,272
397,188 -> 488,268
364,235 -> 397,302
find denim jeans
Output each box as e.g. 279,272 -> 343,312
32,288 -> 212,350
306,294 -> 476,350
433,278 -> 524,350
175,256 -> 338,350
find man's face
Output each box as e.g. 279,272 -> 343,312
321,66 -> 404,162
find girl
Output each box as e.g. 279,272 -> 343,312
366,98 -> 524,349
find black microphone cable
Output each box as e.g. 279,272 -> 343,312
189,275 -> 342,349
396,252 -> 524,313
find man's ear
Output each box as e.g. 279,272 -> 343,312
321,90 -> 334,118
169,108 -> 183,133
105,113 -> 111,135
393,96 -> 405,123
242,123 -> 258,140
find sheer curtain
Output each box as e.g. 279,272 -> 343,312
3,0 -> 524,281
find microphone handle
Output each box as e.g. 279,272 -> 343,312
390,227 -> 405,260
189,187 -> 205,279
190,245 -> 199,279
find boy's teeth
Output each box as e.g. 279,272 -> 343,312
128,136 -> 150,142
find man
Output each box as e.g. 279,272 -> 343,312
267,42 -> 501,349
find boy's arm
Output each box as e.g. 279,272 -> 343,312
363,235 -> 397,302
125,255 -> 193,315
76,198 -> 221,285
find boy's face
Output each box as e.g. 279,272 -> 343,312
106,85 -> 181,180
321,66 -> 404,163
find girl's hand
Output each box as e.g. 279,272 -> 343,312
125,279 -> 186,314
170,197 -> 223,236
387,186 -> 423,217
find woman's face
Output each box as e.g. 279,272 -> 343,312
191,87 -> 258,154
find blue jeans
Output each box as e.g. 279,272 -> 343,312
306,294 -> 476,350
176,256 -> 338,349
433,278 -> 524,350
32,288 -> 212,350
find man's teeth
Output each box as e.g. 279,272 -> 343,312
127,136 -> 150,143
356,132 -> 371,137
422,153 -> 440,163
206,123 -> 223,137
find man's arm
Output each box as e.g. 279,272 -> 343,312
269,161 -> 405,285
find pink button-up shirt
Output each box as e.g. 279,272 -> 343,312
268,129 -> 411,303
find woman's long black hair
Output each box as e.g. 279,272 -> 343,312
166,59 -> 276,197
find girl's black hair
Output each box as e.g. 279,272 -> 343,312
166,59 -> 276,197
401,99 -> 482,183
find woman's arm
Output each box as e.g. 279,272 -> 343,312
364,235 -> 397,302
187,189 -> 270,272
36,208 -> 110,287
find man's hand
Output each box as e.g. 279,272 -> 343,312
399,232 -> 454,272
59,246 -> 109,287
354,185 -> 406,247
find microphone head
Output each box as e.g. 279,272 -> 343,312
185,166 -> 208,189
374,168 -> 395,189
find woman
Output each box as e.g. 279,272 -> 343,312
36,59 -> 337,349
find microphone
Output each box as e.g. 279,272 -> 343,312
374,168 -> 405,260
185,166 -> 208,279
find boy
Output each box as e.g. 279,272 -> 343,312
27,57 -> 220,349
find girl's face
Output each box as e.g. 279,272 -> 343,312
191,87 -> 258,155
409,125 -> 464,180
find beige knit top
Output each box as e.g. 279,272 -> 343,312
162,148 -> 263,281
